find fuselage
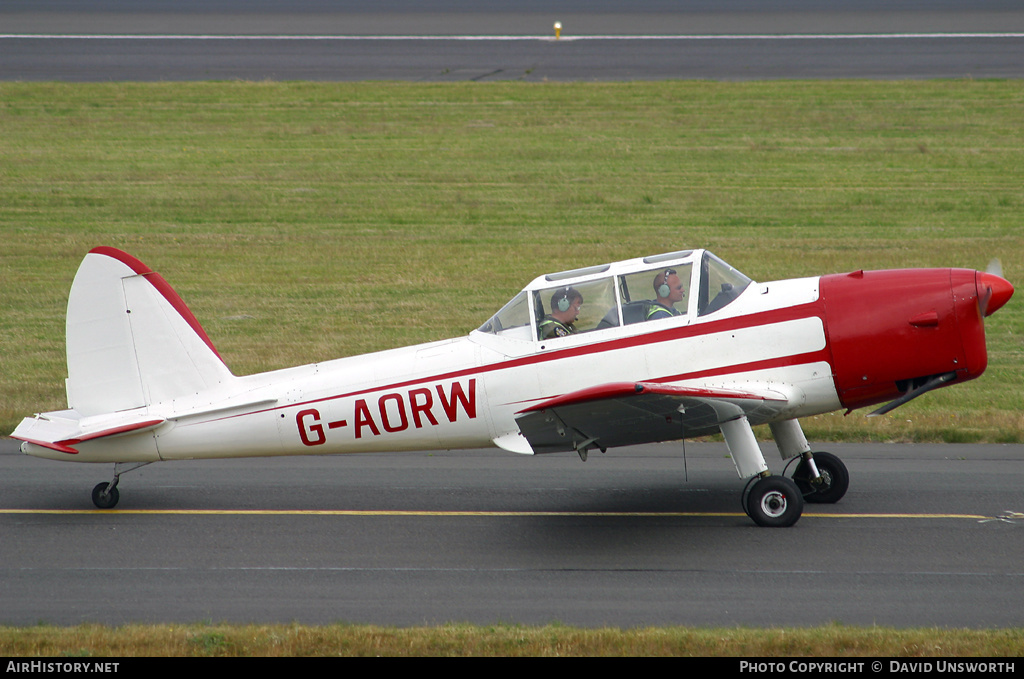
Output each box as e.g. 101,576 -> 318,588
18,249 -> 1011,465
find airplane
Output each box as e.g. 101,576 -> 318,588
10,246 -> 1014,527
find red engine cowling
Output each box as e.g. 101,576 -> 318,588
819,268 -> 1011,412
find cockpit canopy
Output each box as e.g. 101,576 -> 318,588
476,249 -> 752,342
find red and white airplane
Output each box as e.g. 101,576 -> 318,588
11,246 -> 1014,526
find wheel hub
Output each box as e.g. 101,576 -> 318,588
760,490 -> 788,518
815,468 -> 833,488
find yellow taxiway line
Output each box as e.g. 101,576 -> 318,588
0,508 -> 1007,520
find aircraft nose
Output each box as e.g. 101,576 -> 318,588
976,271 -> 1014,317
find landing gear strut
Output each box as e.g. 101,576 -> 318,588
770,419 -> 850,505
721,415 -> 805,527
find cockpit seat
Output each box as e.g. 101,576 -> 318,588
596,300 -> 653,330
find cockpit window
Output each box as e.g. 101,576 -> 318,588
698,251 -> 752,316
536,277 -> 618,339
478,278 -> 621,342
617,263 -> 692,325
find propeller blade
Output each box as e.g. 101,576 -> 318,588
979,285 -> 993,317
976,270 -> 1014,317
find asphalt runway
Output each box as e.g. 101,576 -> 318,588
3,0 -> 1024,80
2,439 -> 1022,627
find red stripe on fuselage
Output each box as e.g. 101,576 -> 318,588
199,300 -> 830,424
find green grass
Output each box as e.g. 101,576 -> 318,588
2,622 -> 1022,657
1,81 -> 1022,440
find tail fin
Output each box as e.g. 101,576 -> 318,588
65,247 -> 234,415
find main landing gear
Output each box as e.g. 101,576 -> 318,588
90,462 -> 151,509
723,417 -> 850,527
722,416 -> 805,527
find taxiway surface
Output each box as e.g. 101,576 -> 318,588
2,440 -> 1022,627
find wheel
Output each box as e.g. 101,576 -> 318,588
745,476 -> 803,527
792,451 -> 849,504
92,482 -> 119,509
740,476 -> 757,518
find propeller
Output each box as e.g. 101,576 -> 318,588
977,259 -> 1013,318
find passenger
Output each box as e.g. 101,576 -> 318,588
538,287 -> 583,339
647,269 -> 685,320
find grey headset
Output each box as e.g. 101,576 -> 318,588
555,288 -> 572,312
656,269 -> 677,299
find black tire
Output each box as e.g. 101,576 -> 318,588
793,451 -> 849,504
745,476 -> 803,527
92,482 -> 119,509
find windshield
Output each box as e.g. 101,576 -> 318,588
477,291 -> 533,341
698,251 -> 752,316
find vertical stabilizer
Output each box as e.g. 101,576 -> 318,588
65,247 -> 234,415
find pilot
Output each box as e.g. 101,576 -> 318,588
647,269 -> 685,320
538,287 -> 583,339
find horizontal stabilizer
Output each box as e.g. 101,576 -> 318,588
515,381 -> 791,454
12,409 -> 165,455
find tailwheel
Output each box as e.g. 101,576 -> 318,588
792,451 -> 849,504
89,462 -> 149,509
745,476 -> 803,527
91,482 -> 119,509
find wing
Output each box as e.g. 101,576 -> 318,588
512,381 -> 793,454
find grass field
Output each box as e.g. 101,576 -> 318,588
2,622 -> 1022,657
1,80 -> 1022,441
